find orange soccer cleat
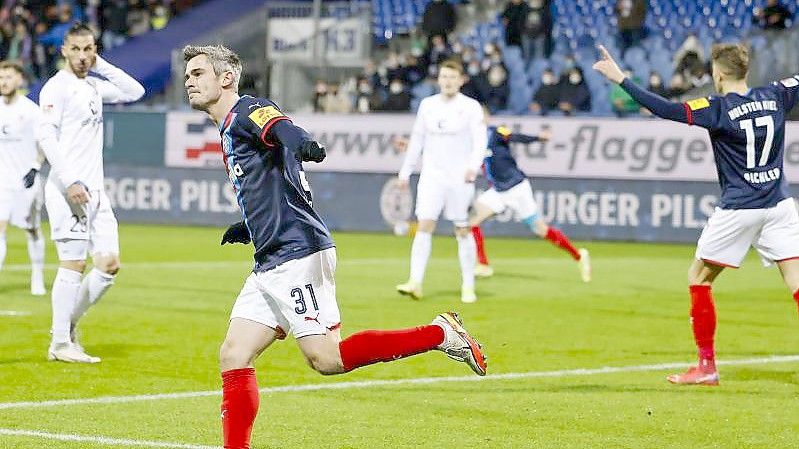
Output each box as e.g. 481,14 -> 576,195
667,364 -> 719,386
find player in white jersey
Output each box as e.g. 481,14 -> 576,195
37,24 -> 145,363
0,61 -> 47,295
396,60 -> 488,303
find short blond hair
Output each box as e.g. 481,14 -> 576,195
711,43 -> 749,80
182,44 -> 242,90
439,59 -> 464,74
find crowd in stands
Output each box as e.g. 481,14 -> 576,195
319,0 -> 796,116
0,0 -> 198,83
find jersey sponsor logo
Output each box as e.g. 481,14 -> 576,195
496,126 -> 512,138
248,106 -> 284,129
780,76 -> 799,88
686,98 -> 710,111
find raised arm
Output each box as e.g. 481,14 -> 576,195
93,55 -> 145,103
592,45 -> 687,122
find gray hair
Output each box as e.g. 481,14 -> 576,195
182,44 -> 242,91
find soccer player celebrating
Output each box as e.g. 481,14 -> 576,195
38,23 -> 145,363
594,43 -> 799,385
0,61 -> 47,295
396,60 -> 488,303
182,44 -> 487,449
470,124 -> 591,282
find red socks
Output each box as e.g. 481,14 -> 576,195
221,368 -> 259,449
793,289 -> 799,315
339,325 -> 445,372
689,285 -> 716,369
472,226 -> 489,265
545,227 -> 580,260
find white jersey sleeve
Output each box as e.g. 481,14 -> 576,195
92,56 -> 145,104
398,98 -> 428,181
36,80 -> 80,188
467,99 -> 488,172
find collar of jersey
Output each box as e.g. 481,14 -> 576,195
220,96 -> 244,133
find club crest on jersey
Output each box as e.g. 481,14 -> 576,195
686,98 -> 710,111
248,106 -> 283,129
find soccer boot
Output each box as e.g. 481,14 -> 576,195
474,263 -> 494,278
461,285 -> 477,304
396,280 -> 423,300
667,364 -> 719,386
432,312 -> 487,376
578,248 -> 591,282
48,342 -> 101,364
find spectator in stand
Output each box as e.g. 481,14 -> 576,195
127,0 -> 151,37
529,68 -> 560,114
322,83 -> 352,113
673,34 -> 704,78
102,0 -> 129,50
485,64 -> 509,113
615,0 -> 646,57
462,58 -> 487,103
313,80 -> 328,112
401,53 -> 425,86
524,0 -> 553,61
481,43 -> 506,73
426,34 -> 451,67
558,67 -> 590,115
754,0 -> 792,30
639,71 -> 670,116
610,69 -> 640,116
0,21 -> 13,59
380,79 -> 411,111
421,0 -> 456,44
150,4 -> 170,31
355,76 -> 381,113
38,4 -> 74,51
667,72 -> 689,99
501,0 -> 529,49
6,22 -> 32,66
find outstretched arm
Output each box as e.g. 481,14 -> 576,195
592,45 -> 687,123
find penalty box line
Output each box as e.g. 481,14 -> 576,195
1,354 -> 798,412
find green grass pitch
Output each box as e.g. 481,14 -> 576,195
1,224 -> 798,448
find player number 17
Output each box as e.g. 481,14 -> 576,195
739,115 -> 775,168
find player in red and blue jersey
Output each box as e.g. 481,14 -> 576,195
183,44 -> 487,449
470,123 -> 591,282
594,43 -> 799,385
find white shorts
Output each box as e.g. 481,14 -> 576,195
0,177 -> 44,230
476,179 -> 538,221
45,183 -> 119,261
696,198 -> 799,268
415,176 -> 475,226
230,248 -> 341,339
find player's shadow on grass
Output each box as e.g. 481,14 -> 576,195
490,272 -> 545,282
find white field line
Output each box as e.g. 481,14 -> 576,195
1,355 -> 797,412
0,429 -> 220,449
0,311 -> 30,317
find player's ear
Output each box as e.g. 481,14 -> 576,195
220,71 -> 234,89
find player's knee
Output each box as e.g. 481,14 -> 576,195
95,254 -> 120,275
61,259 -> 87,273
219,340 -> 254,371
454,226 -> 469,238
417,220 -> 436,233
303,350 -> 344,375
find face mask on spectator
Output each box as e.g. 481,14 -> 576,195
452,42 -> 463,54
650,75 -> 662,87
467,65 -> 480,76
358,82 -> 371,94
390,82 -> 404,95
483,44 -> 495,56
488,69 -> 506,86
569,72 -> 582,85
564,58 -> 575,70
542,72 -> 555,85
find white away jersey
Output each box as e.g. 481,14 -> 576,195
38,56 -> 145,191
399,93 -> 487,183
0,95 -> 41,189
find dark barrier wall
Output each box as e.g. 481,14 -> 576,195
102,165 -> 769,243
